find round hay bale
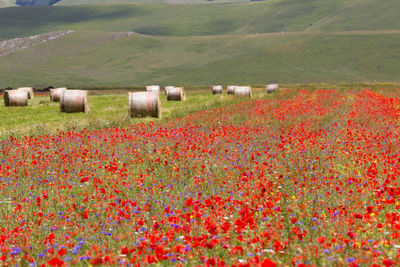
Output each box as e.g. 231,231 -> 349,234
234,86 -> 251,98
4,90 -> 28,107
165,86 -> 175,95
227,85 -> 237,95
212,85 -> 223,94
60,90 -> 89,113
167,87 -> 185,101
267,83 -> 279,93
50,87 -> 67,102
17,87 -> 34,99
146,85 -> 160,93
129,91 -> 160,118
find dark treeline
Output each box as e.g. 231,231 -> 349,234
0,86 -> 53,94
15,0 -> 61,6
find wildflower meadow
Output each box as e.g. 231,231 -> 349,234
1,88 -> 400,266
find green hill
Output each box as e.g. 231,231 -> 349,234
305,0 -> 400,32
5,0 -> 247,7
1,0 -> 400,40
0,0 -> 400,86
55,0 -> 247,5
1,30 -> 399,87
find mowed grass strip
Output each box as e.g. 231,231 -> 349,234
0,88 -> 272,138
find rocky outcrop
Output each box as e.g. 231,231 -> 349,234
0,30 -> 74,56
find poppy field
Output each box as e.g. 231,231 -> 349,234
1,88 -> 400,266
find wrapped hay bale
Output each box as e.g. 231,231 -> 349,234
167,87 -> 185,101
17,87 -> 34,99
146,85 -> 160,93
227,85 -> 237,95
234,86 -> 251,98
267,83 -> 279,93
129,91 -> 160,118
4,90 -> 28,107
50,87 -> 67,102
165,86 -> 175,95
212,85 -> 223,94
60,90 -> 89,113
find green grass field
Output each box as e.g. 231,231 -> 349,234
1,31 -> 400,87
0,89 -> 263,138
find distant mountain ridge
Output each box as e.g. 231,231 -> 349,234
16,0 -> 60,6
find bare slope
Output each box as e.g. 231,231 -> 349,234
0,30 -> 73,56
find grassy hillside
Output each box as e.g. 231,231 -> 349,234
1,30 -> 399,87
1,0 -> 399,86
56,0 -> 247,5
4,0 -> 248,7
305,0 -> 400,32
2,0 -> 400,40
